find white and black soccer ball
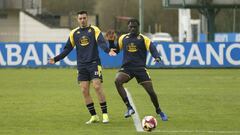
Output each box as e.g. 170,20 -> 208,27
141,116 -> 157,132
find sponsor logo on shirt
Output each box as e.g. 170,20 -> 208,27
127,43 -> 137,52
79,36 -> 90,46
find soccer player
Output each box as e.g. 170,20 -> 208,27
48,11 -> 116,124
107,19 -> 168,121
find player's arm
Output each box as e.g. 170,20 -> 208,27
91,26 -> 116,56
114,40 -> 121,54
112,34 -> 125,54
97,33 -> 116,56
149,42 -> 161,62
107,38 -> 119,54
105,30 -> 120,54
143,35 -> 161,62
94,29 -> 116,57
48,38 -> 74,64
106,29 -> 116,49
108,40 -> 116,49
92,26 -> 110,53
97,33 -> 111,53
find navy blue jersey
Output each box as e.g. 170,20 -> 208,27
117,33 -> 160,68
54,25 -> 110,69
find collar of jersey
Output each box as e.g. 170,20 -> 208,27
79,25 -> 91,30
129,33 -> 140,37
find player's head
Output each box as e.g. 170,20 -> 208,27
77,10 -> 88,28
128,18 -> 140,35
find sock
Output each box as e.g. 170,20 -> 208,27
100,102 -> 107,114
156,107 -> 162,114
86,103 -> 96,116
123,97 -> 132,109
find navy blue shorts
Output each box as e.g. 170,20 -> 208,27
78,63 -> 103,83
119,67 -> 151,84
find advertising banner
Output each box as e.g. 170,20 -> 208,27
0,42 -> 239,68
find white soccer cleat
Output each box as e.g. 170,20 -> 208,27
102,113 -> 109,123
85,115 -> 100,124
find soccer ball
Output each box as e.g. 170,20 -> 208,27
141,116 -> 157,132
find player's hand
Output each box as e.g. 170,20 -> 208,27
48,58 -> 55,64
109,48 -> 116,56
105,29 -> 115,41
154,57 -> 162,63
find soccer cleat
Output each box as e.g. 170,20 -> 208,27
85,115 -> 100,124
124,108 -> 135,118
102,113 -> 109,123
159,112 -> 168,121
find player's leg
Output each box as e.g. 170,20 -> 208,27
92,79 -> 106,103
78,68 -> 99,124
114,71 -> 135,118
136,69 -> 168,121
92,78 -> 109,123
79,81 -> 92,105
140,82 -> 168,121
90,64 -> 109,123
140,81 -> 161,113
79,81 -> 100,124
114,72 -> 131,108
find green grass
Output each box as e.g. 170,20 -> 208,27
0,69 -> 240,135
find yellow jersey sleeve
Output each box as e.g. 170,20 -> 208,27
140,34 -> 151,51
69,27 -> 79,47
118,34 -> 128,50
91,25 -> 101,41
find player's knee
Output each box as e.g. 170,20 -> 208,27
81,89 -> 90,97
80,86 -> 89,96
114,78 -> 123,86
80,85 -> 88,91
93,83 -> 101,91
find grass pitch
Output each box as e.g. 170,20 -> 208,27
0,68 -> 240,135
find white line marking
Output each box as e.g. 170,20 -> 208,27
154,130 -> 240,134
125,88 -> 144,132
92,130 -> 240,134
125,89 -> 240,134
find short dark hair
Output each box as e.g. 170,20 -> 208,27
77,10 -> 88,15
128,18 -> 140,26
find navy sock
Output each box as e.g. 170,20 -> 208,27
124,97 -> 132,109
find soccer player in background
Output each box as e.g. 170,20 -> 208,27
107,18 -> 168,121
48,11 -> 116,124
